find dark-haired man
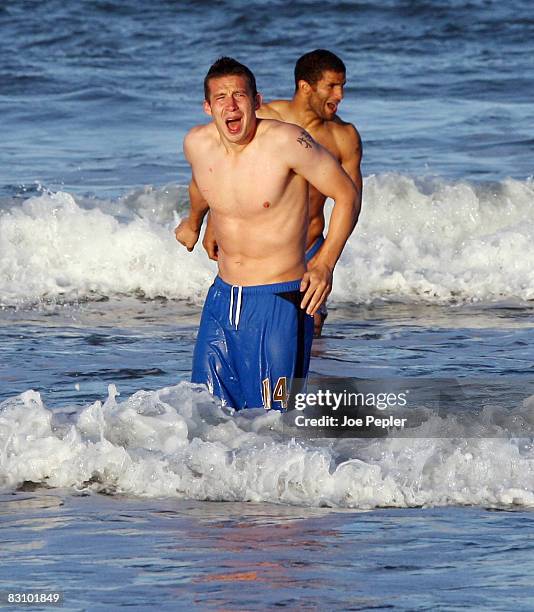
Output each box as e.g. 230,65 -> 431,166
176,50 -> 362,337
176,57 -> 359,410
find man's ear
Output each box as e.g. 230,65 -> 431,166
254,93 -> 263,110
297,79 -> 312,94
203,100 -> 212,116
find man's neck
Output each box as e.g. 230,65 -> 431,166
218,118 -> 259,154
290,95 -> 326,131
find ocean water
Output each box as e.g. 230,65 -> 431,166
1,0 -> 534,609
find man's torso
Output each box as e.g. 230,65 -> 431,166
187,119 -> 309,285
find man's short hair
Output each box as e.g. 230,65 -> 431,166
204,57 -> 258,101
294,49 -> 346,91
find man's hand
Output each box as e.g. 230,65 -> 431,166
174,218 -> 200,252
300,262 -> 333,315
202,216 -> 218,261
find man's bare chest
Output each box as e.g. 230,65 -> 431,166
195,153 -> 290,213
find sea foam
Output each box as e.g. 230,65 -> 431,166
1,383 -> 534,509
1,175 -> 533,306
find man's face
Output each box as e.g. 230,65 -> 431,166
204,75 -> 261,144
307,70 -> 346,120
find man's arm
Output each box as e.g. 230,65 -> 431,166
174,177 -> 209,251
175,128 -> 211,251
282,125 -> 360,315
338,124 -> 363,207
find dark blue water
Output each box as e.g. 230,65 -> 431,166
3,493 -> 534,612
1,0 -> 533,197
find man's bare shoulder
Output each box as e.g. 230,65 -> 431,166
258,117 -> 310,144
257,99 -> 292,120
331,116 -> 360,138
183,124 -> 217,158
184,123 -> 217,144
330,117 -> 362,153
258,120 -> 321,169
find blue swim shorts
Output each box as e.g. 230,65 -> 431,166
191,277 -> 314,410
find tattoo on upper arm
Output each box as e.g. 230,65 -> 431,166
296,131 -> 314,149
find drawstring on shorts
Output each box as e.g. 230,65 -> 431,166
229,285 -> 243,330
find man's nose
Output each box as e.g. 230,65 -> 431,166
226,96 -> 238,110
333,86 -> 344,101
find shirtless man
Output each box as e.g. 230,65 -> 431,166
176,57 -> 359,410
176,50 -> 362,337
258,50 -> 362,336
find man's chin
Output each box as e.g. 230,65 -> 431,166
221,124 -> 244,141
227,131 -> 246,142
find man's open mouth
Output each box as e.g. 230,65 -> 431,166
225,117 -> 242,134
326,102 -> 337,114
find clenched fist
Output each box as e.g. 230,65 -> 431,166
174,218 -> 201,251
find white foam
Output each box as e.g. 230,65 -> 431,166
0,189 -> 214,306
335,174 -> 534,304
1,175 -> 533,306
1,383 -> 534,509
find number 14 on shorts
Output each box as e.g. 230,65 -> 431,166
262,377 -> 289,410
